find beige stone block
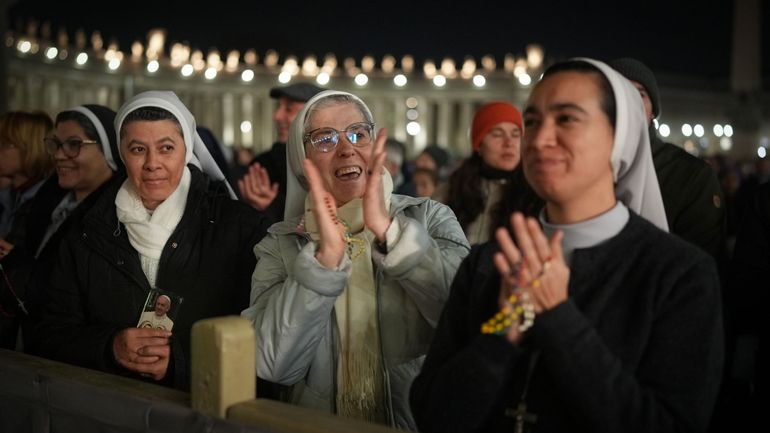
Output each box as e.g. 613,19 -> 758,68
191,316 -> 256,417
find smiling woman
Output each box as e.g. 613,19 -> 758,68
1,106 -> 118,351
410,59 -> 723,433
33,91 -> 269,391
118,107 -> 187,210
242,90 -> 470,429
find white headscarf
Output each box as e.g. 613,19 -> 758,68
113,91 -> 233,287
70,105 -> 121,172
577,58 -> 668,232
284,89 -> 392,220
114,90 -> 235,198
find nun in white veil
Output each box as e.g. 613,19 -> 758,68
411,59 -> 723,433
35,91 -> 267,390
242,90 -> 469,429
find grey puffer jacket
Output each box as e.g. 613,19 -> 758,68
242,194 -> 469,430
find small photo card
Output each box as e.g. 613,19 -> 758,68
136,288 -> 183,331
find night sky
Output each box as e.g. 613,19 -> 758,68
6,0 -> 767,83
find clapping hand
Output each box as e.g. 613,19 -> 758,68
303,159 -> 347,269
492,212 -> 570,343
363,128 -> 392,243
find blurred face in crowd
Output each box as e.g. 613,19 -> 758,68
629,80 -> 654,125
414,152 -> 438,171
304,102 -> 374,207
121,119 -> 186,210
0,140 -> 21,178
50,120 -> 112,201
274,96 -> 306,143
477,121 -> 522,171
522,71 -> 615,210
413,169 -> 437,198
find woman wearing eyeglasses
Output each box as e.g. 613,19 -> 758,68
0,106 -> 123,349
34,91 -> 268,390
241,90 -> 469,429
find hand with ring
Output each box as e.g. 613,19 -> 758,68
493,212 -> 570,342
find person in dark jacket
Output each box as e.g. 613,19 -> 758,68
607,58 -> 726,260
0,105 -> 122,352
238,82 -> 324,225
445,102 -> 524,244
410,59 -> 723,433
34,91 -> 268,390
720,182 -> 768,432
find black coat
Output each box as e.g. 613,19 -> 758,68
727,181 -> 769,405
0,176 -> 66,349
33,166 -> 268,390
651,132 -> 725,259
411,213 -> 724,433
0,174 -> 118,351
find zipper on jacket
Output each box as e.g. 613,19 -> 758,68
330,308 -> 339,414
375,265 -> 396,426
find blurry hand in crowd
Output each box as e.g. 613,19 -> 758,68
0,238 -> 14,259
238,162 -> 279,211
112,327 -> 172,380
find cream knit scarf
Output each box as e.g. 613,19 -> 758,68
303,174 -> 392,423
115,167 -> 191,288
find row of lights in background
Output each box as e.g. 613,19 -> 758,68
10,26 -> 544,88
655,121 -> 735,153
756,137 -> 770,159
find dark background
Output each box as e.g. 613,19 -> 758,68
5,0 -> 768,82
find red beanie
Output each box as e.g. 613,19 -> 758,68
471,102 -> 523,152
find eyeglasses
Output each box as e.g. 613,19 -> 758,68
44,137 -> 99,158
303,122 -> 375,153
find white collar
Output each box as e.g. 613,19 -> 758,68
540,202 -> 629,266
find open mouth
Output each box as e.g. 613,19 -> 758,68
335,166 -> 363,180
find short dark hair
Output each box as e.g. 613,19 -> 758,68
542,60 -> 616,128
119,107 -> 182,139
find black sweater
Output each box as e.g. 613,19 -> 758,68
411,213 -> 724,433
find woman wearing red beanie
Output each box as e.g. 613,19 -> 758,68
445,102 -> 526,244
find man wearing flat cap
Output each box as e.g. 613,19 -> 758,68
239,82 -> 324,224
609,58 -> 726,261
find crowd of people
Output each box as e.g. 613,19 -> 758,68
0,57 -> 763,432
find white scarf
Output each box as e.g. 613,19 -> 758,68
303,172 -> 393,423
115,167 -> 191,287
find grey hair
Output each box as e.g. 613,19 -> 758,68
303,94 -> 374,135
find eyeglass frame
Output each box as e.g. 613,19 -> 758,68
303,122 -> 376,153
44,137 -> 99,158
